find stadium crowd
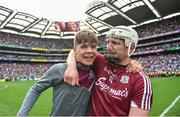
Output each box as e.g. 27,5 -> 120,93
0,54 -> 65,60
135,15 -> 180,38
0,32 -> 73,49
0,15 -> 180,80
0,63 -> 53,81
134,41 -> 180,54
135,53 -> 180,77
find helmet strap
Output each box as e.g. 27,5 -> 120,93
104,50 -> 121,66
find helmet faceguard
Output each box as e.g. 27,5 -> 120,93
106,26 -> 138,56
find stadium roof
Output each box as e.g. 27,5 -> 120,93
0,0 -> 180,39
85,0 -> 180,34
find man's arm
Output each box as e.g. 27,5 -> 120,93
64,51 -> 143,86
128,72 -> 152,116
129,107 -> 150,116
64,50 -> 79,86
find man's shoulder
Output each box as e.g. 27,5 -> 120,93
130,72 -> 150,83
97,53 -> 104,58
137,72 -> 149,78
95,53 -> 105,61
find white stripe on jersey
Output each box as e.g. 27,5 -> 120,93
140,72 -> 147,110
147,77 -> 152,110
144,73 -> 150,110
140,72 -> 152,110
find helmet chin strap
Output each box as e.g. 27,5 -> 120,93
104,51 -> 122,66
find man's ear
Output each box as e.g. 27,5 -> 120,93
129,43 -> 135,55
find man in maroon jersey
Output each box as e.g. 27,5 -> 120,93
64,26 -> 152,116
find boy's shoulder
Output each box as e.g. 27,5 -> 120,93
52,63 -> 67,70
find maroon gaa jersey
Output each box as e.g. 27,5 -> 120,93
89,54 -> 153,116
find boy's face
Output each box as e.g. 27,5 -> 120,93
74,42 -> 97,66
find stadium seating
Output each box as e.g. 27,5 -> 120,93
0,15 -> 180,80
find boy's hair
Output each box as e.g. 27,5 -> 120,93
74,30 -> 98,46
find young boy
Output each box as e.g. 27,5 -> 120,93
17,30 -> 98,116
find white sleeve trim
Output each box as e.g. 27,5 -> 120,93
131,100 -> 138,108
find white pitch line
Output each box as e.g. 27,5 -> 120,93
160,95 -> 180,117
0,84 -> 8,89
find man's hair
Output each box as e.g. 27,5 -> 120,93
74,30 -> 98,46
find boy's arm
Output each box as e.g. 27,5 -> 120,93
17,64 -> 62,116
126,59 -> 143,73
64,50 -> 79,86
17,86 -> 41,116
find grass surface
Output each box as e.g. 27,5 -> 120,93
0,77 -> 180,116
150,77 -> 180,116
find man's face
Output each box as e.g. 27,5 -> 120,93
106,37 -> 128,60
75,42 -> 97,66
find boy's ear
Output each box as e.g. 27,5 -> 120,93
73,46 -> 76,51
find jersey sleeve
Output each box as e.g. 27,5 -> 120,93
93,53 -> 105,72
131,72 -> 153,111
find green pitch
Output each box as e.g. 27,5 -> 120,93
150,77 -> 180,116
0,81 -> 52,116
0,77 -> 180,116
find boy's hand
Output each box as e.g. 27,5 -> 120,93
126,59 -> 143,73
64,66 -> 79,86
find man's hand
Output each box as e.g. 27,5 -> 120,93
126,59 -> 143,73
64,50 -> 79,86
64,66 -> 79,86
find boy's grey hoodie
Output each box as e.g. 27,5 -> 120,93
17,63 -> 95,116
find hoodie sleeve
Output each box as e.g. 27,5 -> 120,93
17,63 -> 66,116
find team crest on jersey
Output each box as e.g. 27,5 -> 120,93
120,75 -> 129,83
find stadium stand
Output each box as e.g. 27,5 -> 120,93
1,15 -> 180,80
0,1 -> 180,80
0,32 -> 72,80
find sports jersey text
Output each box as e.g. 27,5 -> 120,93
96,77 -> 128,97
104,66 -> 116,83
